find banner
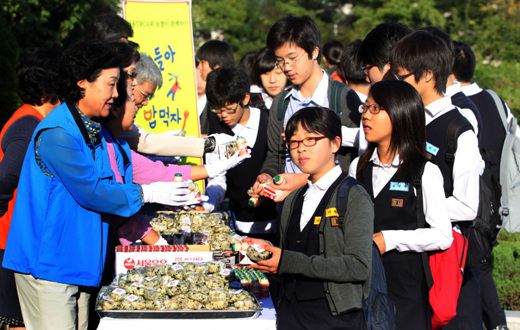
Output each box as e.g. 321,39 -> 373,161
123,0 -> 200,138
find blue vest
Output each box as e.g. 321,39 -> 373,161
3,103 -> 139,287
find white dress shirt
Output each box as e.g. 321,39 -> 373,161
349,152 -> 453,253
425,96 -> 483,221
341,91 -> 368,154
300,165 -> 343,231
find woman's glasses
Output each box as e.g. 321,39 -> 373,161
359,103 -> 386,115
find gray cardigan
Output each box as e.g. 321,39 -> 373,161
277,179 -> 374,315
259,77 -> 357,177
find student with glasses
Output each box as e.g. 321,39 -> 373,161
247,106 -> 374,329
359,22 -> 411,85
203,67 -> 278,242
253,14 -> 360,201
391,30 -> 483,330
350,80 -> 453,330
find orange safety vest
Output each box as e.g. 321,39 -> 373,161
0,104 -> 44,249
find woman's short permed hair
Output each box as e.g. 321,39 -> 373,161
57,41 -> 122,103
16,47 -> 61,106
285,107 -> 342,146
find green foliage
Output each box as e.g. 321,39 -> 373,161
492,231 -> 520,311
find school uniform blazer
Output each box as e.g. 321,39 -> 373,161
277,180 -> 374,315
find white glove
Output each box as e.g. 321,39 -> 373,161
154,236 -> 169,245
141,181 -> 190,206
205,150 -> 251,178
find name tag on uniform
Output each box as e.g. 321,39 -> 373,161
426,142 -> 439,156
313,216 -> 322,225
325,208 -> 339,217
391,199 -> 404,207
389,182 -> 409,192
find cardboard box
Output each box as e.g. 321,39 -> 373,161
115,245 -> 213,275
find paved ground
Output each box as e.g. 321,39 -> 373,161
506,311 -> 520,330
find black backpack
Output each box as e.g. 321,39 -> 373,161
445,116 -> 500,267
336,177 -> 395,330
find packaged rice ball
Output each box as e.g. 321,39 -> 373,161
246,244 -> 272,262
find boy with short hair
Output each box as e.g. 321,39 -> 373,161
359,22 -> 411,85
256,15 -> 358,190
203,67 -> 277,240
391,30 -> 483,330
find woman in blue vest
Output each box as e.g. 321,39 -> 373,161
349,80 -> 453,329
248,107 -> 374,329
2,41 -> 188,330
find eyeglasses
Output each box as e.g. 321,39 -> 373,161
275,53 -> 306,70
124,69 -> 137,81
392,71 -> 414,81
285,136 -> 328,150
210,101 -> 241,115
135,85 -> 154,101
359,103 -> 386,115
362,64 -> 376,76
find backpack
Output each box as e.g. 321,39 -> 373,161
336,177 -> 395,330
413,162 -> 469,329
445,115 -> 498,267
488,89 -> 520,233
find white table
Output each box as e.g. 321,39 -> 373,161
97,296 -> 276,330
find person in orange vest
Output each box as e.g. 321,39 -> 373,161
0,47 -> 61,330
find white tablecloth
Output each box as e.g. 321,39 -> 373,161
96,297 -> 277,330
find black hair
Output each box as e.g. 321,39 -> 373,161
16,47 -> 61,106
57,41 -> 122,103
323,40 -> 344,66
339,40 -> 368,86
266,15 -> 322,64
238,49 -> 259,78
418,26 -> 454,55
452,41 -> 476,83
250,48 -> 277,86
87,13 -> 134,42
356,80 -> 426,182
391,30 -> 453,95
196,40 -> 235,69
285,107 -> 342,146
107,41 -> 140,69
205,67 -> 250,109
359,22 -> 411,72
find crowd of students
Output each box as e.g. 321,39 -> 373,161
0,11 -> 513,330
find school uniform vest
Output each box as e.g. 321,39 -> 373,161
451,91 -> 482,142
284,173 -> 346,301
362,162 -> 420,263
425,110 -> 472,197
469,90 -> 507,182
211,109 -> 277,222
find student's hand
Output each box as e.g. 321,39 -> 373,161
247,245 -> 281,274
251,173 -> 274,195
373,232 -> 386,254
269,173 -> 309,192
243,237 -> 272,246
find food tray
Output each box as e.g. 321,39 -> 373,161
96,295 -> 262,319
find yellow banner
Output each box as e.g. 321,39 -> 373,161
123,0 -> 199,137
